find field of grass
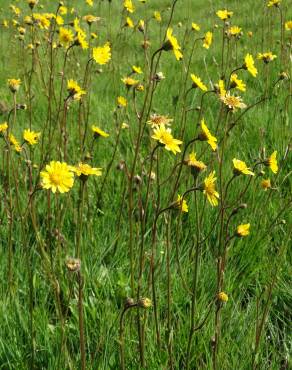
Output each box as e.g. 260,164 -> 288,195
0,0 -> 291,369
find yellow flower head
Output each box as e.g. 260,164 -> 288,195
59,27 -> 74,46
125,16 -> 134,28
124,0 -> 135,13
138,19 -> 145,32
217,292 -> 228,302
27,0 -> 38,9
244,54 -> 258,77
138,298 -> 152,308
190,74 -> 208,91
203,31 -> 213,49
175,194 -> 188,213
0,122 -> 8,134
217,79 -> 226,97
83,15 -> 100,25
147,114 -> 173,128
117,96 -> 127,107
199,119 -> 217,151
164,28 -> 183,61
72,163 -> 102,178
285,21 -> 292,30
265,151 -> 278,174
203,171 -> 219,206
230,74 -> 246,92
236,223 -> 250,237
267,0 -> 281,7
257,52 -> 277,64
40,161 -> 74,193
7,78 -> 21,93
186,152 -> 207,172
74,31 -> 88,49
191,22 -> 200,31
228,26 -> 242,37
93,42 -> 111,65
233,158 -> 254,176
261,179 -> 271,191
216,9 -> 233,21
220,93 -> 247,112
67,80 -> 86,100
23,129 -> 41,145
153,11 -> 162,22
91,125 -> 109,138
151,124 -> 182,155
132,65 -> 143,74
122,76 -> 139,88
86,0 -> 94,6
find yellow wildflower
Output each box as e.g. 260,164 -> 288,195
125,16 -> 134,28
190,74 -> 208,91
191,23 -> 200,31
124,0 -> 134,13
122,76 -> 139,88
186,152 -> 206,172
164,28 -> 183,61
147,114 -> 173,128
216,9 -> 233,21
236,223 -> 250,237
267,0 -> 281,7
23,129 -> 41,145
132,65 -> 143,74
175,195 -> 189,213
285,21 -> 292,30
40,161 -> 74,193
203,171 -> 219,206
265,151 -> 278,174
7,78 -> 21,93
93,42 -> 111,65
257,52 -> 277,63
0,122 -> 8,134
67,80 -> 86,100
233,159 -> 254,176
220,93 -> 247,112
199,119 -> 217,151
91,125 -> 109,138
117,96 -> 127,107
230,74 -> 246,92
73,163 -> 102,178
261,179 -> 271,190
244,54 -> 258,77
203,31 -> 213,49
59,27 -> 74,46
151,124 -> 182,155
153,11 -> 162,22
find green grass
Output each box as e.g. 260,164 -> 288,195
0,0 -> 291,369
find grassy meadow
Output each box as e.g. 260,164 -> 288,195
0,0 -> 291,369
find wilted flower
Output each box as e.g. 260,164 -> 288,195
137,298 -> 152,308
261,179 -> 271,190
66,257 -> 81,272
217,292 -> 228,302
220,93 -> 247,112
147,114 -> 173,128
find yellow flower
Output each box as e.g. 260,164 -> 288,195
74,32 -> 88,49
191,22 -> 200,31
265,151 -> 278,174
216,9 -> 233,21
257,52 -> 277,63
83,15 -> 100,25
117,96 -> 127,107
93,42 -> 111,65
228,26 -> 241,36
67,80 -> 86,100
147,114 -> 173,128
132,65 -> 143,74
124,0 -> 135,13
7,78 -> 21,93
33,13 -> 50,29
190,74 -> 208,91
138,19 -> 145,32
261,179 -> 271,191
59,27 -> 74,46
73,163 -> 102,178
233,159 -> 254,176
217,79 -> 226,97
230,74 -> 246,92
40,161 -> 74,193
217,292 -> 228,302
244,54 -> 258,77
0,122 -> 8,134
203,171 -> 219,206
59,6 -> 67,15
203,31 -> 213,49
164,28 -> 183,61
23,129 -> 41,145
122,76 -> 139,88
86,0 -> 94,6
56,15 -> 64,26
175,194 -> 188,213
125,16 -> 134,28
2,20 -> 9,28
199,119 -> 217,151
285,21 -> 292,30
186,152 -> 206,172
151,124 -> 182,155
267,0 -> 281,7
138,298 -> 152,308
236,223 -> 250,237
153,11 -> 161,22
220,93 -> 247,112
91,125 -> 109,138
